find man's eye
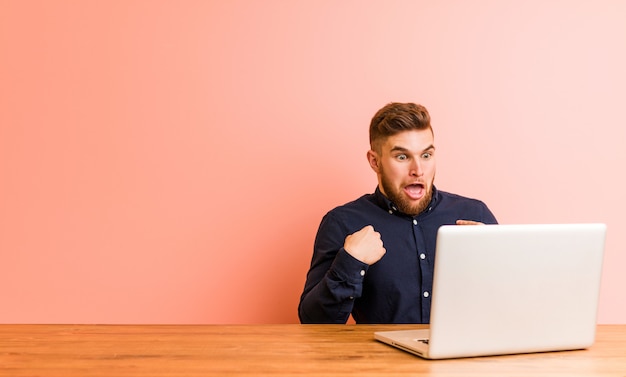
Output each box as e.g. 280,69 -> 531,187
397,154 -> 407,161
422,152 -> 432,159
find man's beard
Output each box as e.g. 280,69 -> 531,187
380,172 -> 434,216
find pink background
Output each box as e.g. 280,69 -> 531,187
1,1 -> 624,324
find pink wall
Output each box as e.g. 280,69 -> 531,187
1,1 -> 625,324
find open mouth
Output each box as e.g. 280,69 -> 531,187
404,183 -> 425,200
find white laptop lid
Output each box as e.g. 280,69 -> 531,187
375,223 -> 607,359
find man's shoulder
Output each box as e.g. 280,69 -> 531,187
433,189 -> 497,223
316,193 -> 384,234
434,189 -> 493,213
437,189 -> 487,204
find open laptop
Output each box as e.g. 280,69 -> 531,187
375,223 -> 607,359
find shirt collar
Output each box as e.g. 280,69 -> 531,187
373,185 -> 439,217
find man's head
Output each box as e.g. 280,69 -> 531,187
367,102 -> 436,216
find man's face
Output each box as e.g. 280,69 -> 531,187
367,129 -> 436,216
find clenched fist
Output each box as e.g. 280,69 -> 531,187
344,225 -> 386,265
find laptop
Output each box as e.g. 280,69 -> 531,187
374,223 -> 607,359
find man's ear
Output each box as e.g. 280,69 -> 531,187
367,150 -> 380,173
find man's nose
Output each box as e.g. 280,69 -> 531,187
410,160 -> 423,176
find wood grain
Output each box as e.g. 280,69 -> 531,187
1,325 -> 625,376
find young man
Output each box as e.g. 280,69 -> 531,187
298,102 -> 497,324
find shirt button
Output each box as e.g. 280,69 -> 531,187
388,210 -> 393,215
423,291 -> 430,298
413,219 -> 418,225
360,270 -> 366,277
420,253 -> 426,260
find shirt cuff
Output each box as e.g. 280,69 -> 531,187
330,248 -> 369,283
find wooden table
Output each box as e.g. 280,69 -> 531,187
1,324 -> 625,376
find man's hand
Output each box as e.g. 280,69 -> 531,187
456,220 -> 485,225
344,225 -> 386,265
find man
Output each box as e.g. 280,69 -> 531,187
298,102 -> 497,324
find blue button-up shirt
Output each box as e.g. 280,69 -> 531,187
298,186 -> 498,324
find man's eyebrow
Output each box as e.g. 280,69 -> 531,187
390,146 -> 410,153
390,145 -> 436,153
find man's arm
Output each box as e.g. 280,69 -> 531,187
456,200 -> 498,226
298,215 -> 385,324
